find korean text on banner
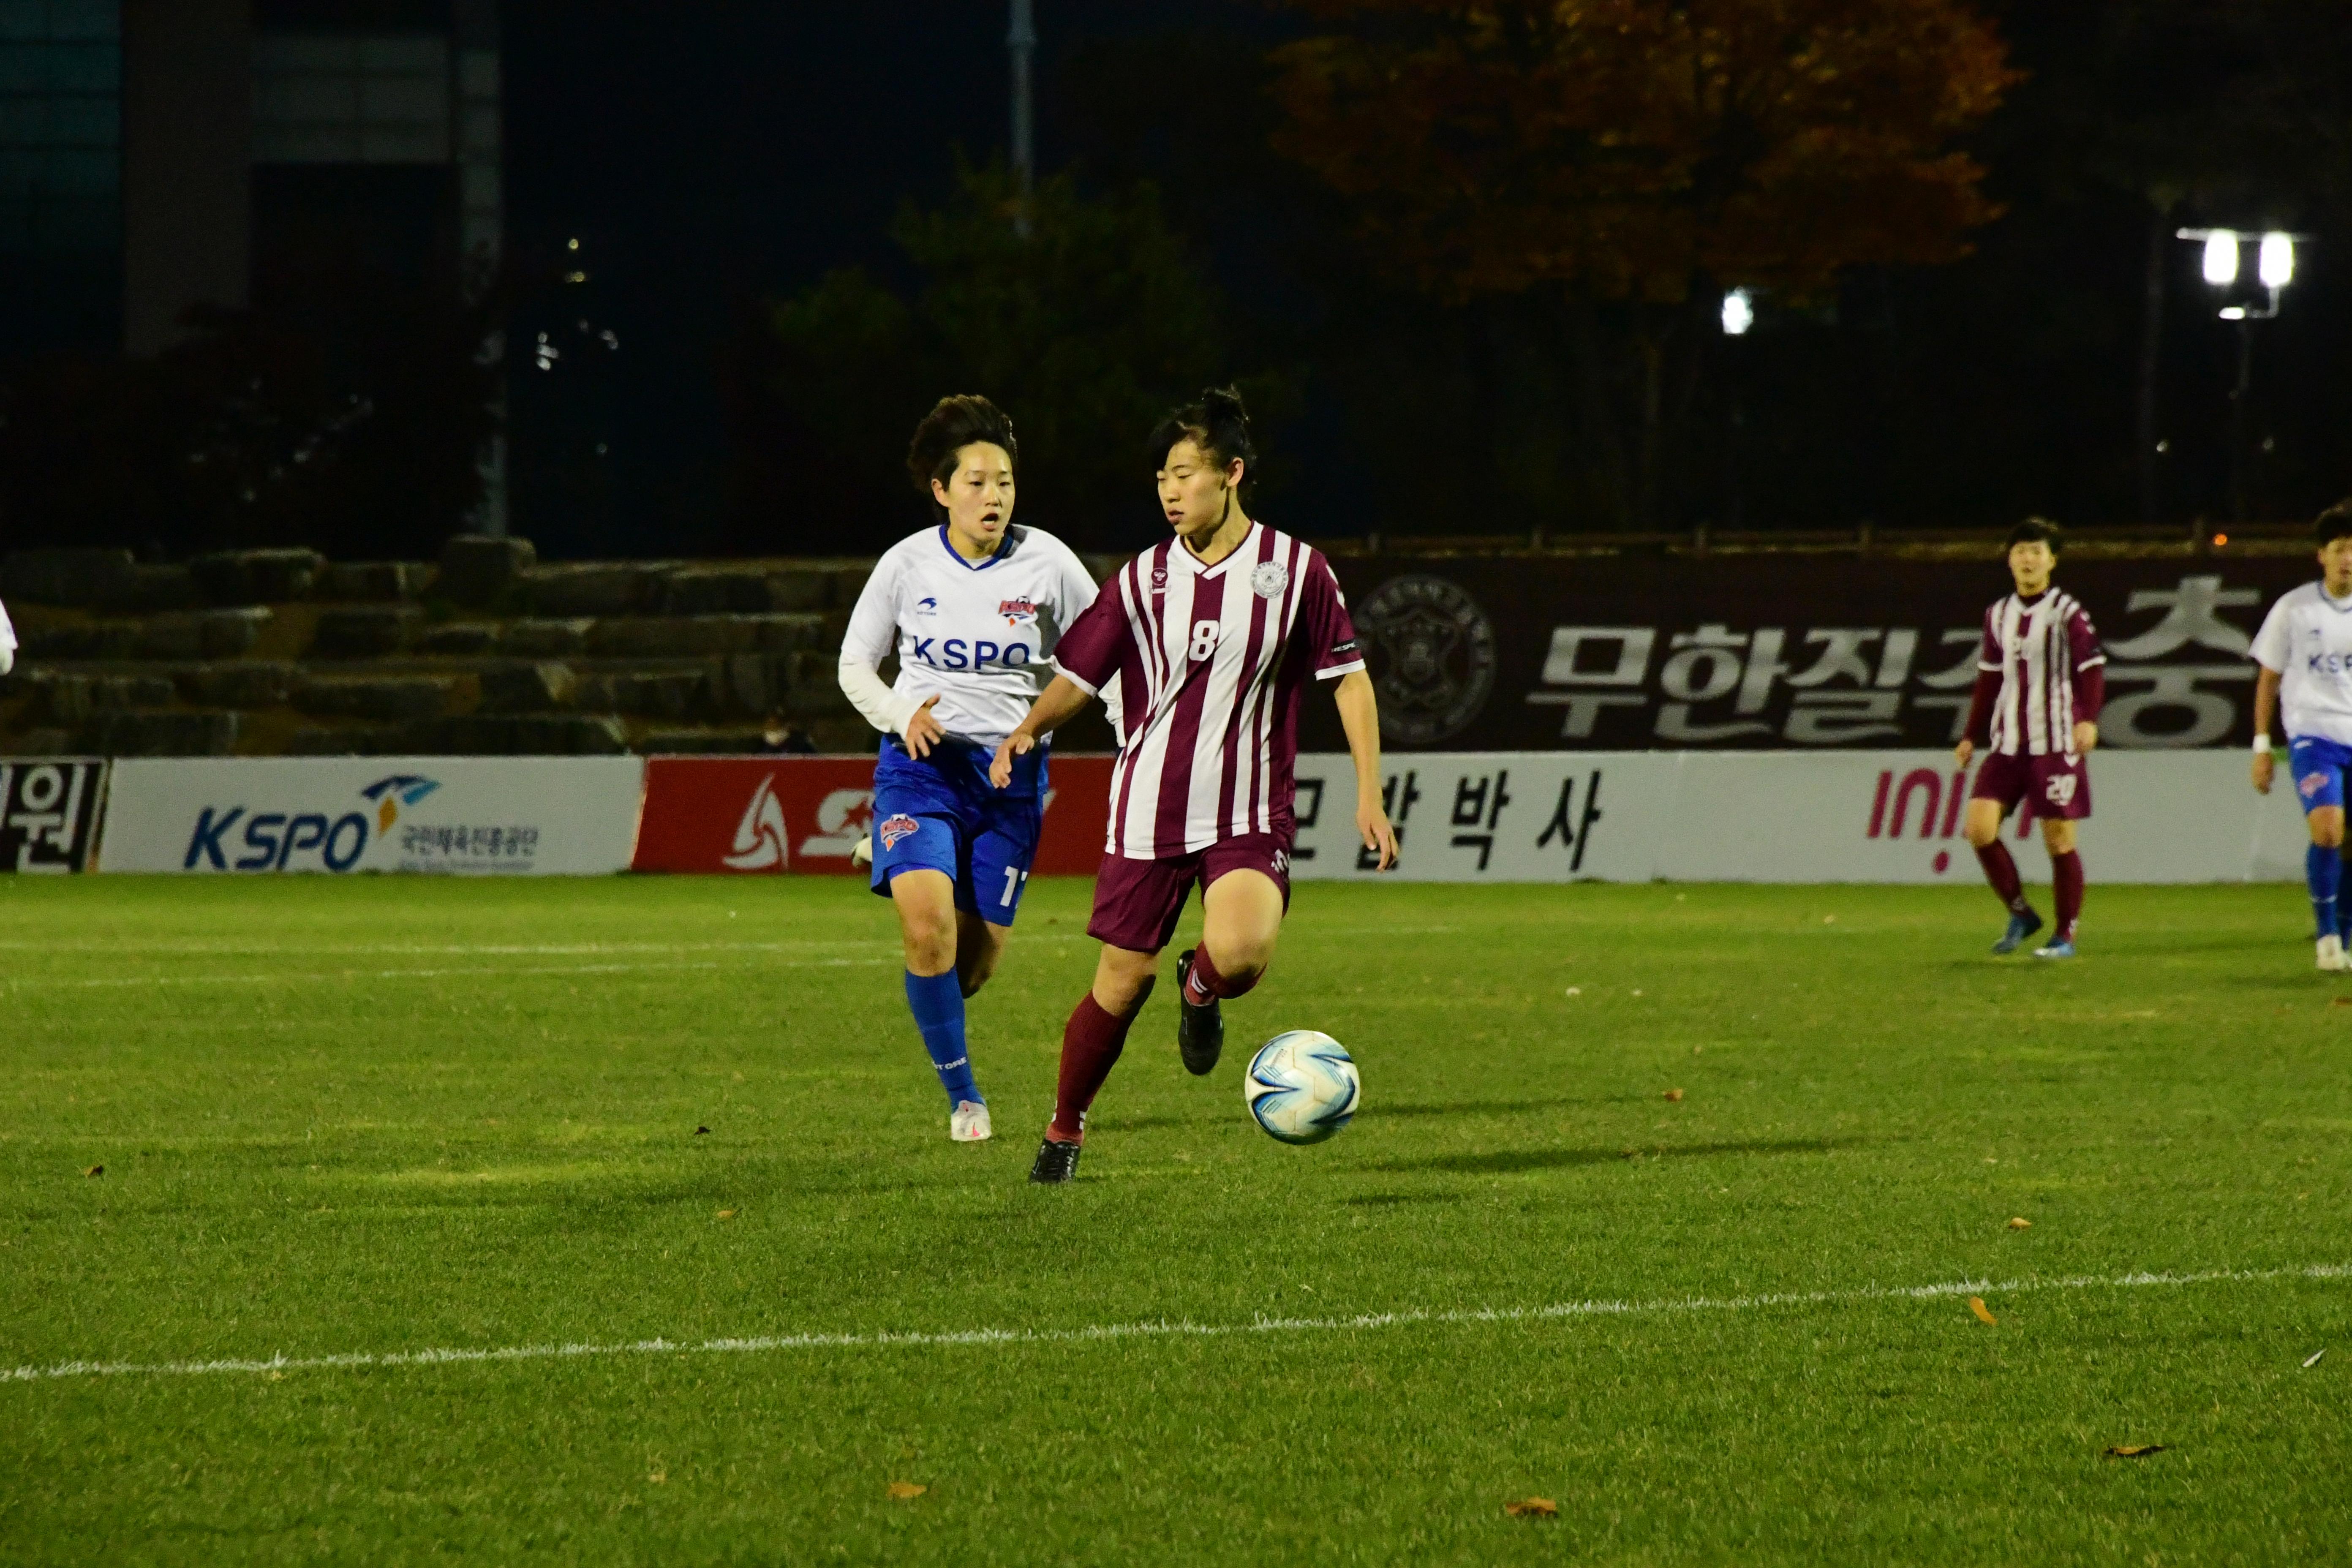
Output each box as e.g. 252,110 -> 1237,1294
0,759 -> 108,873
1290,750 -> 2307,885
98,757 -> 646,875
632,754 -> 1115,876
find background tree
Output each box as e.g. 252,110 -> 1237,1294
0,280 -> 501,560
755,160 -> 1280,553
1268,0 -> 2018,529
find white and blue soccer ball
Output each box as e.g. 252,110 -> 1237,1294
1244,1031 -> 1360,1145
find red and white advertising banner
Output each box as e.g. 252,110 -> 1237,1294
633,754 -> 1115,876
1288,749 -> 2310,885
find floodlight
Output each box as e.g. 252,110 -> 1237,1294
2202,231 -> 2240,286
2219,306 -> 2248,321
1720,288 -> 1754,336
2259,231 -> 2295,289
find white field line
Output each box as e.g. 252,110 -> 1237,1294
7,1262 -> 2343,1388
5,958 -> 891,989
0,939 -> 898,957
0,925 -> 1456,961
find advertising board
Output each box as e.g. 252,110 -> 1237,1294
1309,555 -> 2309,754
632,753 -> 1115,876
1291,749 -> 2308,885
98,757 -> 645,875
0,758 -> 107,873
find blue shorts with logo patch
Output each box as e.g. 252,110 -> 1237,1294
868,736 -> 1044,926
2288,735 -> 2352,814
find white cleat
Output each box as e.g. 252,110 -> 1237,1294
2319,935 -> 2347,972
950,1100 -> 993,1142
850,836 -> 873,870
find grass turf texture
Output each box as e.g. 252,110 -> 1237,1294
1,876 -> 2347,1565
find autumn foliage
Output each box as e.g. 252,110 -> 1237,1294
1269,0 -> 2020,303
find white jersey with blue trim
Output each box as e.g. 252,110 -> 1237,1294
841,524 -> 1100,747
2253,580 -> 2352,747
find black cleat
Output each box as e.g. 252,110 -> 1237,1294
1029,1137 -> 1081,1184
1175,949 -> 1224,1076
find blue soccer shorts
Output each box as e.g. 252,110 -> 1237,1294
867,736 -> 1044,927
2288,735 -> 2352,815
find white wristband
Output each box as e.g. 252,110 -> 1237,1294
2253,734 -> 2272,753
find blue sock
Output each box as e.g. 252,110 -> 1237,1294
904,970 -> 980,1108
2308,844 -> 2341,940
2339,849 -> 2352,943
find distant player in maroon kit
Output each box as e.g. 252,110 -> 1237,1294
1953,518 -> 2105,958
989,387 -> 1399,1183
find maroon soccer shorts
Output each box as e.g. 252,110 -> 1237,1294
1086,833 -> 1294,954
1971,750 -> 2092,821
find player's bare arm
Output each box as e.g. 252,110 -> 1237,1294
2252,664 -> 2281,792
1331,668 -> 1396,870
990,675 -> 1091,788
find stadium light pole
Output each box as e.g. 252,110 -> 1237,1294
2177,227 -> 2305,523
1720,289 -> 1755,531
1009,0 -> 1036,238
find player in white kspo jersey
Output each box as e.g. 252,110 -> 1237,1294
836,396 -> 1102,1142
2249,501 -> 2352,970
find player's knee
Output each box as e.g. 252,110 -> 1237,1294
898,911 -> 956,968
2314,817 -> 2345,850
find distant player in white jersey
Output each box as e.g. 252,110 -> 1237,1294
990,387 -> 1398,1184
2249,501 -> 2352,970
837,395 -> 1102,1142
0,594 -> 15,677
1953,519 -> 2105,958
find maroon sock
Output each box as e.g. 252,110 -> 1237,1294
1183,947 -> 1262,1003
1049,980 -> 1152,1143
2051,850 -> 2083,942
1974,841 -> 2032,917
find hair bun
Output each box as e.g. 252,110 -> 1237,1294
1200,385 -> 1248,422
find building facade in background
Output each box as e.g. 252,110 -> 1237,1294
0,0 -> 504,527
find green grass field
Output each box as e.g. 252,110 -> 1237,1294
2,873 -> 2348,1565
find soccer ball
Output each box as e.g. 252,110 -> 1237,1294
1244,1031 -> 1360,1145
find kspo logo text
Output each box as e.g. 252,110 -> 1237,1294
184,805 -> 370,871
181,775 -> 438,873
909,637 -> 1033,671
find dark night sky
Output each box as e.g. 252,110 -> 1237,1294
501,2 -> 1281,555
476,3 -> 2349,558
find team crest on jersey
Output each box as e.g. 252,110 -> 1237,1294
878,813 -> 920,850
997,596 -> 1038,627
1251,561 -> 1290,600
1150,565 -> 1169,592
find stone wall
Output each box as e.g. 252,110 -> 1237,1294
0,536 -> 1118,757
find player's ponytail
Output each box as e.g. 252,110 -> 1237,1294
907,395 -> 1019,520
1150,385 -> 1257,495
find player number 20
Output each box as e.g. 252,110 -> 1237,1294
1189,620 -> 1221,662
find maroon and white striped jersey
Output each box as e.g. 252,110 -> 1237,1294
1972,589 -> 2106,757
1052,522 -> 1364,859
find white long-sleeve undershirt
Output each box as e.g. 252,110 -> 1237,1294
837,652 -> 915,740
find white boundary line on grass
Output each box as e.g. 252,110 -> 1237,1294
3,958 -> 894,989
8,1261 -> 2344,1388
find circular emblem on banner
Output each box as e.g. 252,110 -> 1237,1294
1356,574 -> 1497,745
1251,560 -> 1290,600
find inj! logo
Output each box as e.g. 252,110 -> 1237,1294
182,775 -> 439,873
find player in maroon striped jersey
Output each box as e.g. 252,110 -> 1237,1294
988,388 -> 1398,1183
1953,519 -> 2104,958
